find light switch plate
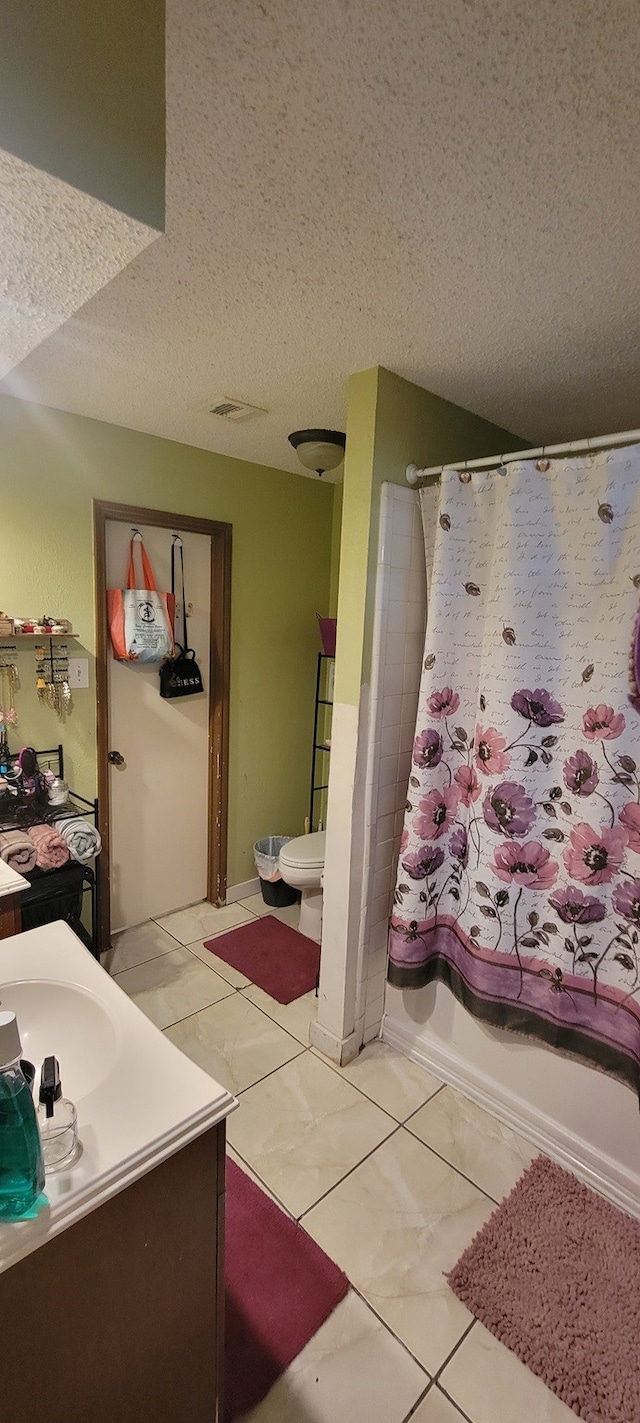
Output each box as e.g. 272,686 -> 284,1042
68,657 -> 89,689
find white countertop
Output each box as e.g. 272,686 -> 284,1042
0,857 -> 28,899
0,922 -> 237,1275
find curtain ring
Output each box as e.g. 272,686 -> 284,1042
497,455 -> 507,475
536,445 -> 550,473
458,461 -> 472,484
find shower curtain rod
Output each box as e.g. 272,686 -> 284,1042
406,425 -> 640,487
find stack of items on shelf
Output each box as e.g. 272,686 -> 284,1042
0,818 -> 101,874
0,614 -> 72,635
0,745 -> 101,953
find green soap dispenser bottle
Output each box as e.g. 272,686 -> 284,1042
0,1010 -> 45,1219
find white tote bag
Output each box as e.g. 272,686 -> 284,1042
107,534 -> 175,664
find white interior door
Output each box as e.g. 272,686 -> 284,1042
106,520 -> 211,931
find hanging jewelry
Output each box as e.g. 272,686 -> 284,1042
5,663 -> 17,726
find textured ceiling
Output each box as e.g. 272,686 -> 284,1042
0,149 -> 158,380
3,0 -> 640,477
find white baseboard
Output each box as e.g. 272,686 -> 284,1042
226,876 -> 260,904
382,1012 -> 640,1221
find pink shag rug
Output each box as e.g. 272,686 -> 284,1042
224,1158 -> 349,1421
205,916 -> 320,1005
447,1154 -> 640,1423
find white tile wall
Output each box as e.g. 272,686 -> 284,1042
355,483 -> 432,1037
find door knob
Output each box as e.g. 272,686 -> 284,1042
108,751 -> 125,766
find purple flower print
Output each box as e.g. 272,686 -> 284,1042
548,887 -> 607,925
426,687 -> 460,719
449,826 -> 469,867
474,726 -> 511,776
563,750 -> 599,796
492,840 -> 558,890
414,785 -> 461,841
620,802 -> 640,854
401,847 -> 445,881
413,729 -> 443,770
613,879 -> 640,924
582,704 -> 626,741
483,780 -> 537,838
454,764 -> 481,805
563,822 -> 628,886
511,688 -> 565,727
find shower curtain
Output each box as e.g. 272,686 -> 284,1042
388,445 -> 640,1093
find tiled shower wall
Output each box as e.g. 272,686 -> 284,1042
356,482 -> 436,1041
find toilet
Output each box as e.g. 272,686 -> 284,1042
279,830 -> 326,943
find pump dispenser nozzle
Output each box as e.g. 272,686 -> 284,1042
37,1057 -> 78,1170
39,1056 -> 62,1120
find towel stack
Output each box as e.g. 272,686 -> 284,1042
0,817 -> 101,873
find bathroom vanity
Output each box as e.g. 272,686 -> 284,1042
0,923 -> 237,1423
0,856 -> 28,938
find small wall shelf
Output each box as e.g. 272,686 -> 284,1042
309,652 -> 334,830
0,632 -> 78,640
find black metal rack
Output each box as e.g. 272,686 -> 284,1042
309,653 -> 334,831
0,744 -> 100,957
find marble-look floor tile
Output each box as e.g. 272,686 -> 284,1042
406,1088 -> 538,1202
440,1323 -> 577,1423
409,1385 -> 471,1423
303,1128 -> 494,1375
114,947 -> 233,1029
226,1146 -> 283,1209
317,1041 -> 444,1121
164,993 -> 304,1094
186,936 -> 251,988
238,892 -> 272,916
228,1051 -> 396,1218
238,1290 -> 428,1423
103,920 -> 178,974
241,983 -> 318,1045
155,900 -> 254,945
269,902 -> 301,930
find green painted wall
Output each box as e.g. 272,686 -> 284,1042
335,366 -> 527,706
328,484 -> 343,618
0,395 -> 333,887
0,1 -> 165,228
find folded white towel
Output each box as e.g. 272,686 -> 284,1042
54,816 -> 101,864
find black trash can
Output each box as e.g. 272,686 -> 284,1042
253,836 -> 300,908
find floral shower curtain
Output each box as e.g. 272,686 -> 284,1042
388,445 -> 640,1093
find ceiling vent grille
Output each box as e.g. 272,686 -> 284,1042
207,396 -> 268,423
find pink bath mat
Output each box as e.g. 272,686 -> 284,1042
447,1154 -> 640,1422
204,916 -> 320,1004
224,1157 -> 349,1420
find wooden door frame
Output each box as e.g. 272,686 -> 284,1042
93,501 -> 232,952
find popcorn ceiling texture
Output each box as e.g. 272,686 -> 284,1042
0,149 -> 159,381
3,0 -> 640,471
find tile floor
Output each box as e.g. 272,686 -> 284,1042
109,897 -> 575,1423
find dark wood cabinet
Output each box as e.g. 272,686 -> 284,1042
0,892 -> 21,938
1,1122 -> 226,1423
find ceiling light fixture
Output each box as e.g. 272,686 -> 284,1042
288,428 -> 346,477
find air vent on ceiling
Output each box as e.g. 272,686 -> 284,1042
207,396 -> 268,423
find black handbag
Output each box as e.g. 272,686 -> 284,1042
159,537 -> 205,699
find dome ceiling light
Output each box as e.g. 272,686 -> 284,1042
288,428 -> 346,477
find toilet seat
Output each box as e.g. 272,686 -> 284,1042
279,830 -> 325,872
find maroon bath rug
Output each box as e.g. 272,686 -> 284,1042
205,916 -> 320,1004
447,1154 -> 640,1423
224,1157 -> 349,1420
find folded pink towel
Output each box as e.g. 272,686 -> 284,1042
0,829 -> 36,872
29,823 -> 69,871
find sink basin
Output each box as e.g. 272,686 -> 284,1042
0,980 -> 119,1100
